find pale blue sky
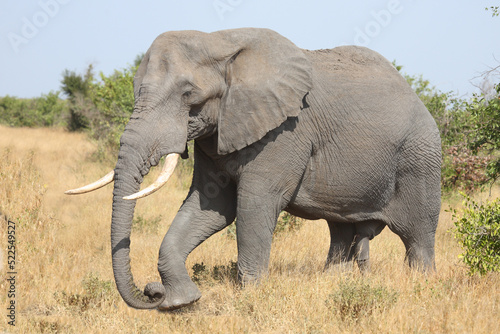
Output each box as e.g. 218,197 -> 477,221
1,0 -> 499,98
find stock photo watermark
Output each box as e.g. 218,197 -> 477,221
350,0 -> 405,47
213,0 -> 244,21
7,0 -> 72,54
5,218 -> 17,327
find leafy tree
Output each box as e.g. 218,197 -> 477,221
466,83 -> 500,184
61,65 -> 94,101
61,65 -> 95,130
449,3 -> 500,278
486,6 -> 499,17
87,67 -> 137,151
60,58 -> 141,158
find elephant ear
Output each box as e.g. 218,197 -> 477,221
214,28 -> 313,155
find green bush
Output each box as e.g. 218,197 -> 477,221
87,68 -> 136,145
192,261 -> 238,285
441,81 -> 500,193
452,195 -> 500,275
54,272 -> 116,313
0,92 -> 67,127
274,211 -> 304,234
466,83 -> 500,184
326,279 -> 398,321
61,64 -> 137,157
61,65 -> 95,131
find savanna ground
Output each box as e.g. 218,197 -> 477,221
0,125 -> 498,334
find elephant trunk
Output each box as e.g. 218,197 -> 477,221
110,143 -> 166,309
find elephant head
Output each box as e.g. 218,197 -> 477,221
66,28 -> 312,309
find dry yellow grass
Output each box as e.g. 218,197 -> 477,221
0,125 -> 499,333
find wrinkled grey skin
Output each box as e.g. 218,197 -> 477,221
110,28 -> 441,310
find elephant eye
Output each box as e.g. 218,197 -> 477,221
183,91 -> 192,98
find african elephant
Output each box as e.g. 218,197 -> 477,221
66,28 -> 441,311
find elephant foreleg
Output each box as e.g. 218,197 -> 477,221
236,192 -> 281,285
157,188 -> 236,311
157,145 -> 237,311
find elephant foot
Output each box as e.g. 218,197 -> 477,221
157,282 -> 202,311
238,272 -> 261,287
356,259 -> 371,272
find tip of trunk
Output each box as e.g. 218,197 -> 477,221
122,282 -> 166,309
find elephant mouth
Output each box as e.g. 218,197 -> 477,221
123,153 -> 179,200
65,153 -> 180,200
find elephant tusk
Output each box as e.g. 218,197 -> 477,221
65,170 -> 115,195
123,153 -> 180,200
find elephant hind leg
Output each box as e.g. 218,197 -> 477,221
387,201 -> 439,272
325,222 -> 356,271
404,240 -> 436,271
325,220 -> 386,272
387,153 -> 441,272
353,220 -> 386,272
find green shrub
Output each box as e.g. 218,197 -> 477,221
192,261 -> 238,285
61,64 -> 137,158
452,195 -> 500,275
191,262 -> 209,283
275,212 -> 304,234
466,83 -> 500,184
0,92 -> 67,127
87,68 -> 136,146
33,319 -> 66,334
54,272 -> 115,313
326,279 -> 398,321
61,65 -> 95,131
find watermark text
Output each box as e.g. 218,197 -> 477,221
7,0 -> 72,54
213,0 -> 244,21
6,219 -> 17,327
351,0 -> 404,47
